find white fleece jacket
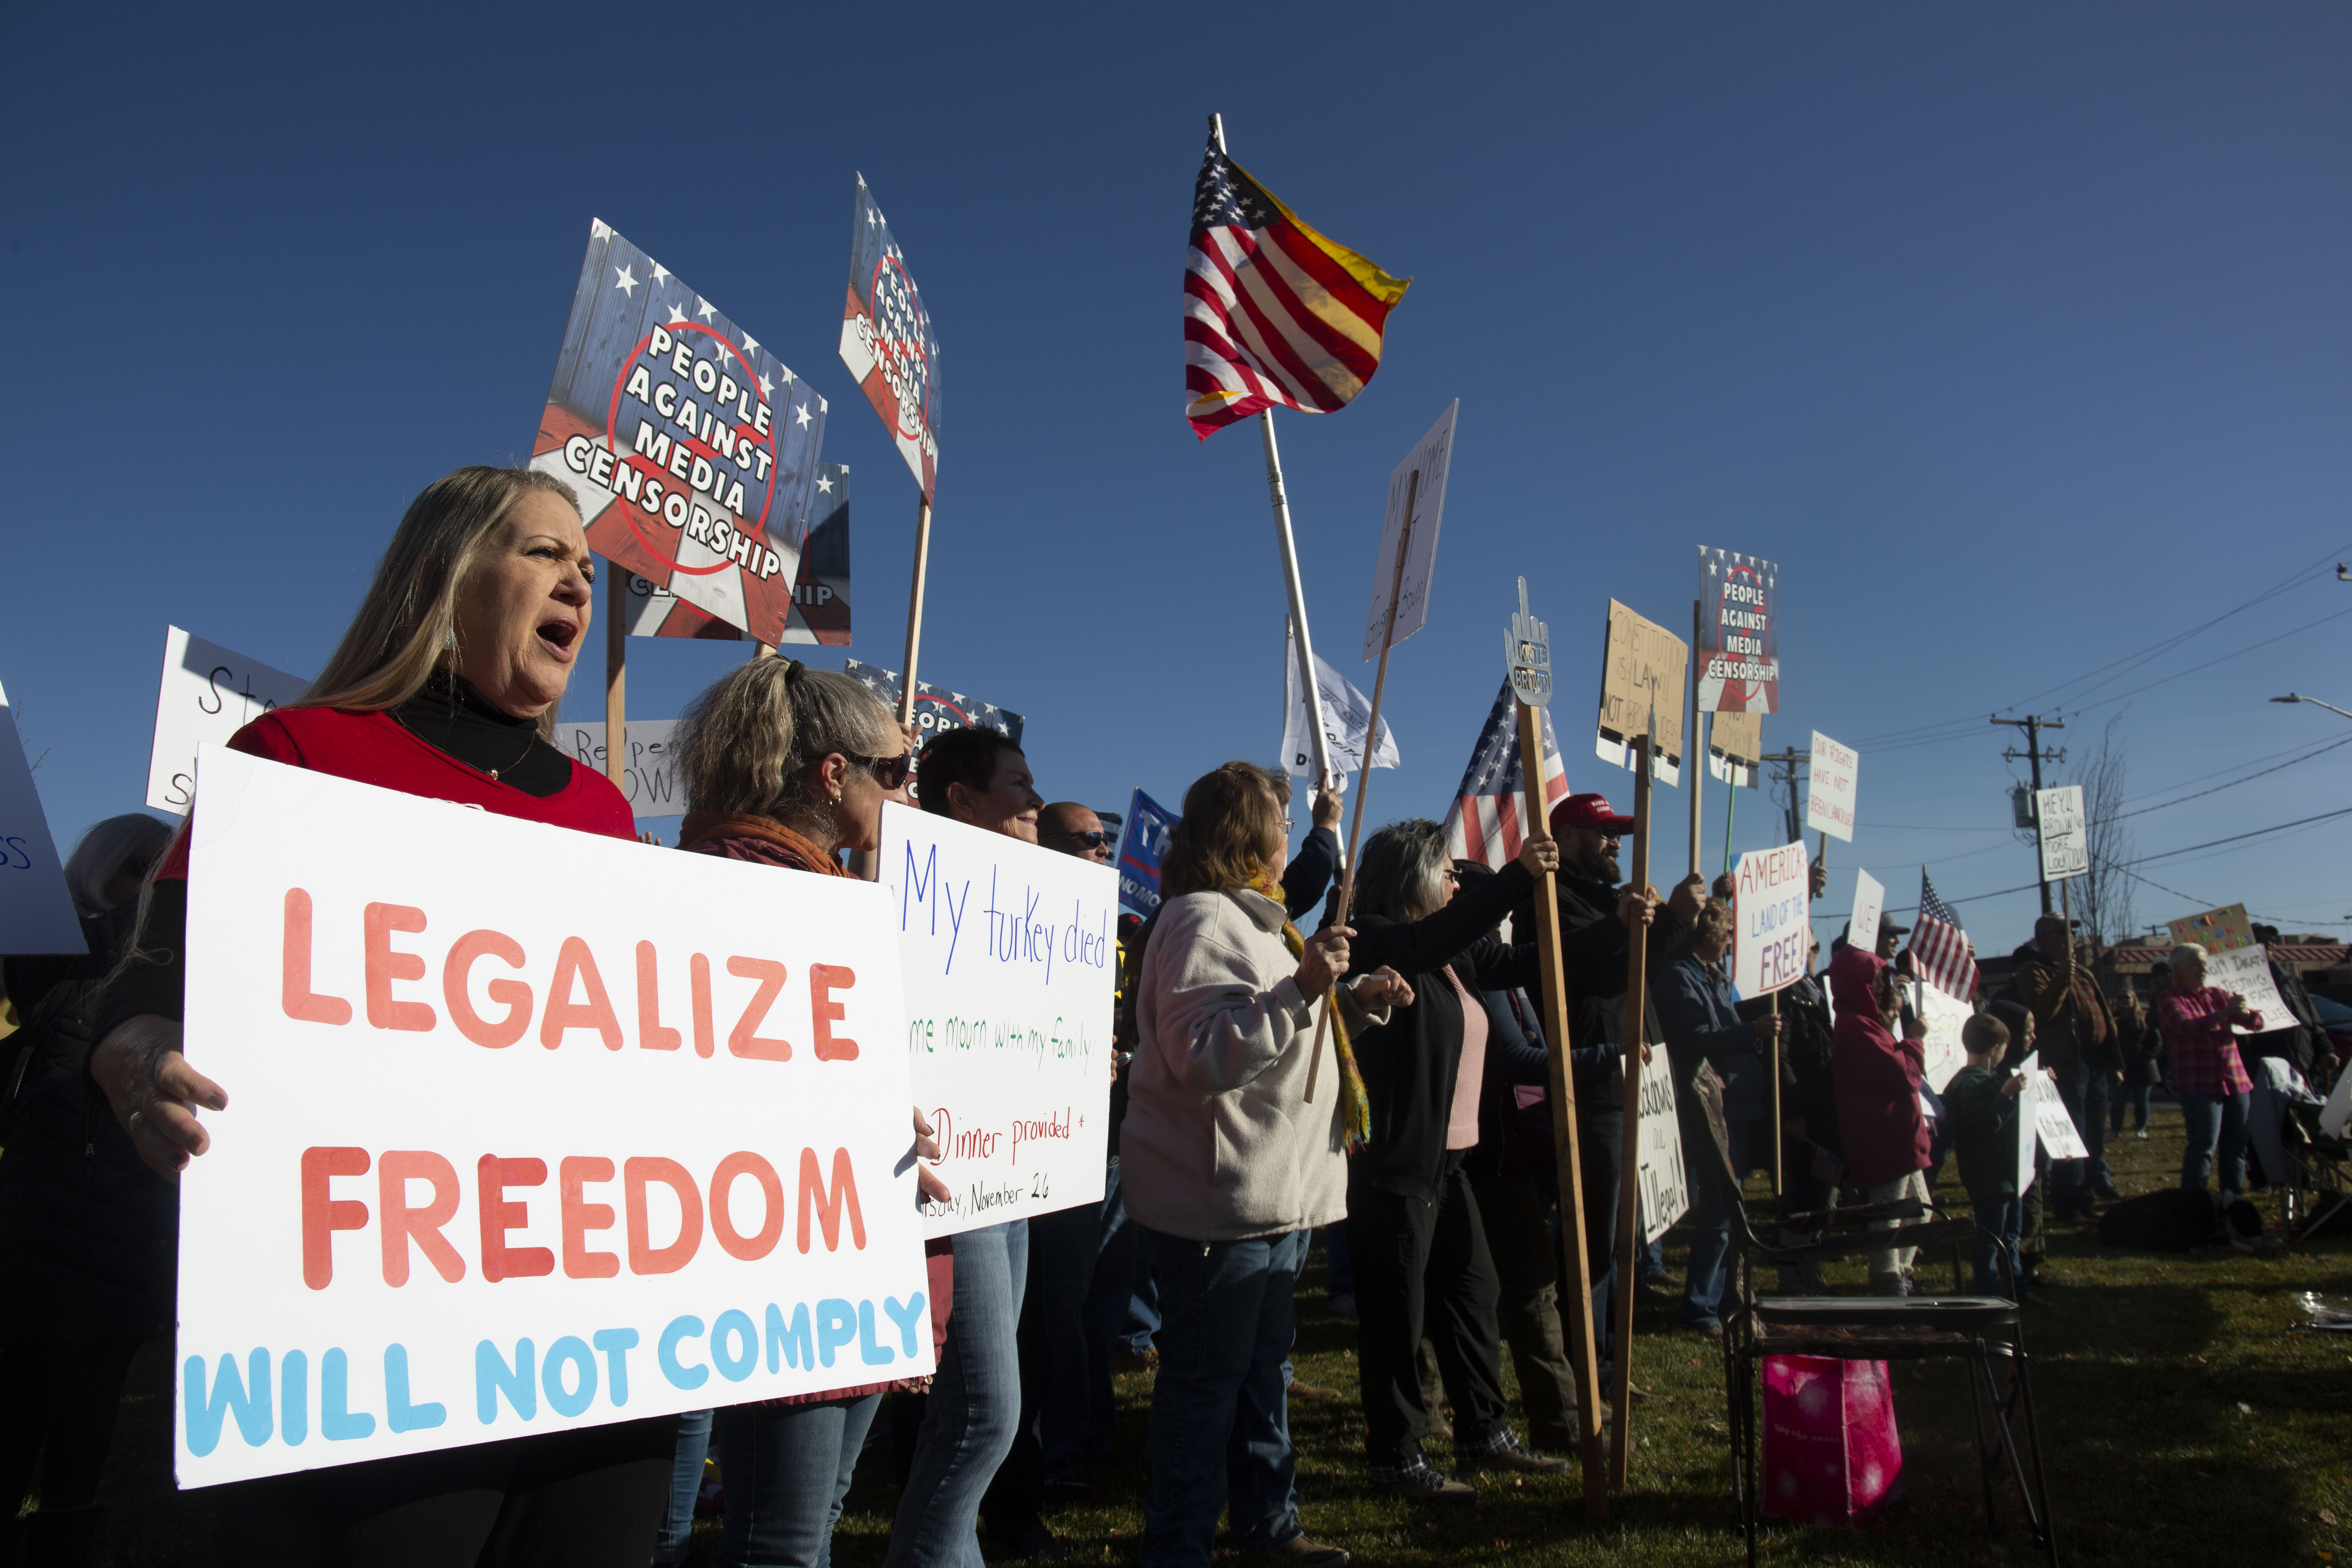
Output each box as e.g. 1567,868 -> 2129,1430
1120,887 -> 1383,1242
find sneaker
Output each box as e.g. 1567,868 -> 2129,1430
1260,1537 -> 1351,1566
1373,1459 -> 1476,1503
1457,1432 -> 1571,1477
2135,1129 -> 2151,1140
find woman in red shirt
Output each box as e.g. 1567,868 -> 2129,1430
2155,943 -> 2264,1195
85,466 -> 670,1566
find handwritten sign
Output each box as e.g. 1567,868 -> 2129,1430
2204,942 -> 2292,1038
877,804 -> 1116,1238
1849,869 -> 1886,960
556,721 -> 680,818
1114,788 -> 1178,920
1595,600 -> 1686,785
1733,841 -> 1811,997
176,748 -> 929,1488
2169,903 -> 2255,956
1708,708 -> 1761,788
1910,978 -> 1972,1094
0,679 -> 82,956
1634,1047 -> 1689,1238
1696,547 -> 1779,713
145,627 -> 310,815
2036,785 -> 2087,882
1361,401 -> 1458,661
1285,621 -> 1399,777
1805,732 -> 1859,843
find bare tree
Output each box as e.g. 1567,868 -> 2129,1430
2069,713 -> 2135,952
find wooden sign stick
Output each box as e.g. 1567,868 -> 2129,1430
1769,989 -> 1783,1195
898,495 -> 935,730
1516,697 -> 1610,1520
1610,733 -> 1652,1490
604,576 -> 628,792
1303,469 -> 1417,1103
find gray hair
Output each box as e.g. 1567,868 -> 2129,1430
675,657 -> 899,821
65,813 -> 175,917
1356,819 -> 1453,923
2169,943 -> 2209,976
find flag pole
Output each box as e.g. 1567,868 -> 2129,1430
1303,470 -> 1416,1104
1210,112 -> 1337,792
898,494 -> 934,731
1688,599 -> 1703,880
604,575 -> 627,792
1610,733 -> 1652,1490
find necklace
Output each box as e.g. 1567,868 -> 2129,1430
391,704 -> 540,782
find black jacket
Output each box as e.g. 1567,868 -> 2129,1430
1343,861 -> 1539,1201
1515,866 -> 1692,1113
1738,973 -> 1840,1157
0,904 -> 179,1341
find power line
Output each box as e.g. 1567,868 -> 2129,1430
2109,732 -> 2352,822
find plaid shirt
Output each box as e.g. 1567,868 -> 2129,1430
2155,985 -> 2256,1096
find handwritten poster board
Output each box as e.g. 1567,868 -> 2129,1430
2036,785 -> 2087,882
1361,401 -> 1458,661
839,176 -> 940,500
1595,600 -> 1686,785
0,679 -> 82,956
146,627 -> 311,815
1696,547 -> 1779,713
876,804 -> 1116,1238
1849,869 -> 1886,960
176,749 -> 929,1487
1733,841 -> 1811,997
1285,621 -> 1399,777
1708,708 -> 1761,788
1806,732 -> 1859,843
2205,942 -> 2292,1038
555,721 -> 680,818
1911,978 -> 1972,1094
1634,1047 -> 1689,1238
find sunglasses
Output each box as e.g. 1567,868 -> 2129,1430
1043,830 -> 1111,849
847,750 -> 914,790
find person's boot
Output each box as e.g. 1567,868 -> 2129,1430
23,1508 -> 103,1568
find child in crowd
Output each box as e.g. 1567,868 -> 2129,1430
1944,1013 -> 2031,1297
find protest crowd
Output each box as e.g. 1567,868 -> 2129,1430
5,133 -> 2351,1568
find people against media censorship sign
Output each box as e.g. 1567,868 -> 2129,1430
175,749 -> 931,1487
1733,841 -> 1811,997
877,804 -> 1116,1238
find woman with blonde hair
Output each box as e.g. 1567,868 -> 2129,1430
85,465 -> 673,1567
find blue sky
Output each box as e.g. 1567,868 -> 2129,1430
6,2 -> 2350,958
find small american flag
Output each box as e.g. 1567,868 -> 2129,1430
1910,872 -> 1981,1002
1183,134 -> 1410,438
1446,682 -> 1570,868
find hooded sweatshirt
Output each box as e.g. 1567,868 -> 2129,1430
1829,946 -> 1929,1187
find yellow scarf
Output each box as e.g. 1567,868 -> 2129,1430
1243,866 -> 1371,1152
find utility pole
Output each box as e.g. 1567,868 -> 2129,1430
1991,714 -> 2067,915
1759,748 -> 1808,860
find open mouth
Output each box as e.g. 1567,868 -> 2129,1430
537,618 -> 579,659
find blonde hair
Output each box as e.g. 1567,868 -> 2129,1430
1160,762 -> 1291,900
301,466 -> 582,741
675,658 -> 898,822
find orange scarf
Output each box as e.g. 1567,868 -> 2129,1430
677,812 -> 851,878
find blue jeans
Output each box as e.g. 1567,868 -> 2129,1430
2111,1077 -> 2152,1134
655,1407 -> 713,1561
716,1392 -> 882,1567
1969,1194 -> 2022,1297
2179,1090 -> 2251,1194
1680,1120 -> 1753,1328
1139,1226 -> 1308,1566
1322,1223 -> 1355,1299
884,1219 -> 1028,1568
989,1196 -> 1099,1523
1078,1160 -> 1142,1459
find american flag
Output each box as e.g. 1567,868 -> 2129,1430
1183,135 -> 1410,439
1446,682 -> 1571,868
1910,872 -> 1982,1002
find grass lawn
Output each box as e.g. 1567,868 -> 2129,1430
85,1102 -> 2352,1565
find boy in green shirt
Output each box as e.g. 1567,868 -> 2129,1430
1944,1013 -> 2030,1296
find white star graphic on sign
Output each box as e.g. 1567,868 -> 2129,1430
778,367 -> 794,384
697,298 -> 717,321
667,305 -> 688,324
741,334 -> 759,356
591,218 -> 613,240
613,264 -> 639,296
651,263 -> 670,284
793,402 -> 811,428
818,396 -> 829,412
815,473 -> 833,494
916,682 -> 933,695
757,372 -> 775,398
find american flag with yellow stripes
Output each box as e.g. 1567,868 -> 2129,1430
1183,135 -> 1410,438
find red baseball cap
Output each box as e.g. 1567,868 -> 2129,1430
1550,792 -> 1638,835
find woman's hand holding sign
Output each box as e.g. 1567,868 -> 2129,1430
91,1015 -> 227,1181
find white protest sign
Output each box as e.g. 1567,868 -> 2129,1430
1361,400 -> 1457,661
1634,1048 -> 1689,1238
2013,1052 -> 2084,1194
1732,841 -> 1811,997
1910,979 -> 1972,1094
1806,732 -> 1858,842
2204,941 -> 2293,1038
2017,1051 -> 2042,1194
557,722 -> 682,817
876,803 -> 1116,1239
145,627 -> 311,815
2035,785 -> 2087,882
1849,869 -> 1886,959
177,749 -> 930,1488
0,679 -> 83,956
1283,622 -> 1399,778
2322,1065 -> 2352,1140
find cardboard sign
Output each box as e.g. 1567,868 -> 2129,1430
1113,788 -> 1178,919
1696,547 -> 1779,713
1708,708 -> 1761,788
532,220 -> 831,647
1805,732 -> 1858,843
1361,401 -> 1458,661
0,679 -> 83,956
839,176 -> 941,500
1733,841 -> 1811,997
619,464 -> 850,647
1284,621 -> 1398,777
1634,1047 -> 1689,1238
1910,978 -> 1972,1094
2169,903 -> 2256,956
146,627 -> 311,815
2035,785 -> 2087,882
876,804 -> 1116,1238
176,749 -> 930,1488
555,722 -> 680,818
842,662 -> 1024,808
2204,942 -> 2293,1038
1595,600 -> 1686,785
1849,869 -> 1886,961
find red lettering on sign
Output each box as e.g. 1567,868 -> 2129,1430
379,1150 -> 465,1285
709,1151 -> 784,1261
560,1156 -> 620,1278
797,1147 -> 865,1254
477,1155 -> 553,1282
445,929 -> 530,1049
542,937 -> 623,1050
690,953 -> 715,1059
624,1156 -> 704,1274
810,964 -> 858,1060
281,889 -> 352,1025
300,1145 -> 370,1289
363,902 -> 434,1032
726,957 -> 792,1061
636,941 -> 682,1051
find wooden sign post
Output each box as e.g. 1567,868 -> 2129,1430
1610,734 -> 1651,1491
897,497 -> 934,730
1504,579 -> 1608,1519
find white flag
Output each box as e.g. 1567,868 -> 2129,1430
1283,622 -> 1400,777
